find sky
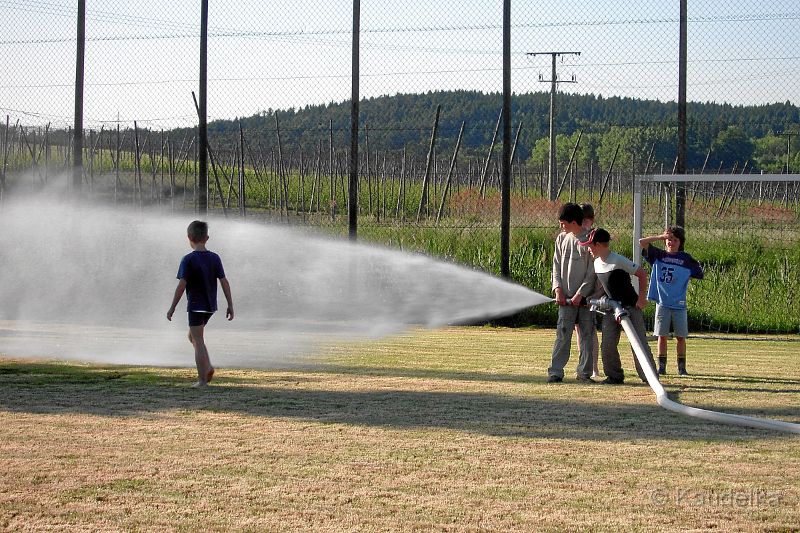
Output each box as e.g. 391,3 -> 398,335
2,0 -> 799,129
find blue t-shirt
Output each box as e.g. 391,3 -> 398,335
177,250 -> 226,313
644,246 -> 703,310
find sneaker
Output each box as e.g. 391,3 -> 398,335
576,375 -> 597,384
547,375 -> 563,383
678,368 -> 689,376
600,378 -> 624,385
591,372 -> 601,379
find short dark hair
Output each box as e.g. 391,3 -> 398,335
558,203 -> 584,225
581,203 -> 595,221
668,225 -> 685,251
187,220 -> 209,242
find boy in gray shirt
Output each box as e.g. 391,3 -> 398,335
547,203 -> 596,383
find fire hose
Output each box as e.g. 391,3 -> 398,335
589,296 -> 800,434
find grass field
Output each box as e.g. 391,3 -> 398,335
1,327 -> 798,532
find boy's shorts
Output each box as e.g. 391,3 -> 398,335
188,311 -> 213,327
653,304 -> 688,337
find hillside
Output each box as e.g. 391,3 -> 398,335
184,90 -> 800,170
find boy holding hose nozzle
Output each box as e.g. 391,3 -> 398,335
580,228 -> 658,385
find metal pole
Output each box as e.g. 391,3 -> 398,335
73,0 -> 85,193
348,0 -> 360,240
198,0 -> 209,215
500,0 -> 511,278
675,0 -> 687,226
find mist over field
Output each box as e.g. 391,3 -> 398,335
0,195 -> 551,367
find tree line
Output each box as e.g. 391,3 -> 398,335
172,90 -> 800,174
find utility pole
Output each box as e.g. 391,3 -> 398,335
777,131 -> 796,173
527,51 -> 579,201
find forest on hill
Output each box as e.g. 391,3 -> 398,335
174,90 -> 800,174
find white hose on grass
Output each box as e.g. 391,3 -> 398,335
591,297 -> 800,435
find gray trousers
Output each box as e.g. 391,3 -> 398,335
549,304 -> 595,379
600,306 -> 657,382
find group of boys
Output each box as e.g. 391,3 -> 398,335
548,202 -> 704,385
166,210 -> 702,388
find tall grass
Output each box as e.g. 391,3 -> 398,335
3,149 -> 798,334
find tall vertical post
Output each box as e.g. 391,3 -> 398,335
527,51 -> 580,202
348,0 -> 360,240
500,0 -> 511,278
73,0 -> 86,193
633,174 -> 643,267
548,55 -> 557,201
675,0 -> 687,227
198,0 -> 209,215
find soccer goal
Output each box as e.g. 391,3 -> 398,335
632,173 -> 800,336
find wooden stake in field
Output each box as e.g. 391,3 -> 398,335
436,120 -> 465,224
479,109 -> 502,198
416,104 -> 441,222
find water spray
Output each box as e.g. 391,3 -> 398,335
590,296 -> 800,434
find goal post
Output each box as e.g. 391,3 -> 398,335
633,173 -> 800,266
632,172 -> 800,336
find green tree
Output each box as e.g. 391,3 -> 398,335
711,126 -> 755,170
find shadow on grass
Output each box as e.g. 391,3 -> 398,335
0,361 -> 796,442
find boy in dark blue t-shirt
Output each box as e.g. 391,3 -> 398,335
167,220 -> 234,387
639,226 -> 703,376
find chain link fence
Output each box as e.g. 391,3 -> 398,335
2,1 -> 799,333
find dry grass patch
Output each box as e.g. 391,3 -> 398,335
1,327 -> 798,532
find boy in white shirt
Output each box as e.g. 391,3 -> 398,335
580,228 -> 657,384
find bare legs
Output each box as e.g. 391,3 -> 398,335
188,325 -> 214,387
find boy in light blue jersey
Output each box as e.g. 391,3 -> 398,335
639,226 -> 704,376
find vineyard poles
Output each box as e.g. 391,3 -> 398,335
90,126 -> 104,194
364,124 -> 372,216
436,120 -> 465,224
43,123 -> 50,184
242,133 -> 269,212
597,142 -> 620,206
329,119 -> 335,221
555,130 -> 582,200
168,136 -> 175,212
509,121 -> 522,193
238,122 -> 246,217
0,115 -> 8,202
381,150 -> 387,221
416,104 -> 441,222
310,139 -> 322,214
133,122 -> 143,208
297,142 -> 305,219
274,112 -> 288,220
224,150 -> 237,209
20,127 -> 41,183
395,148 -> 406,220
375,149 -> 381,221
478,109 -> 502,198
